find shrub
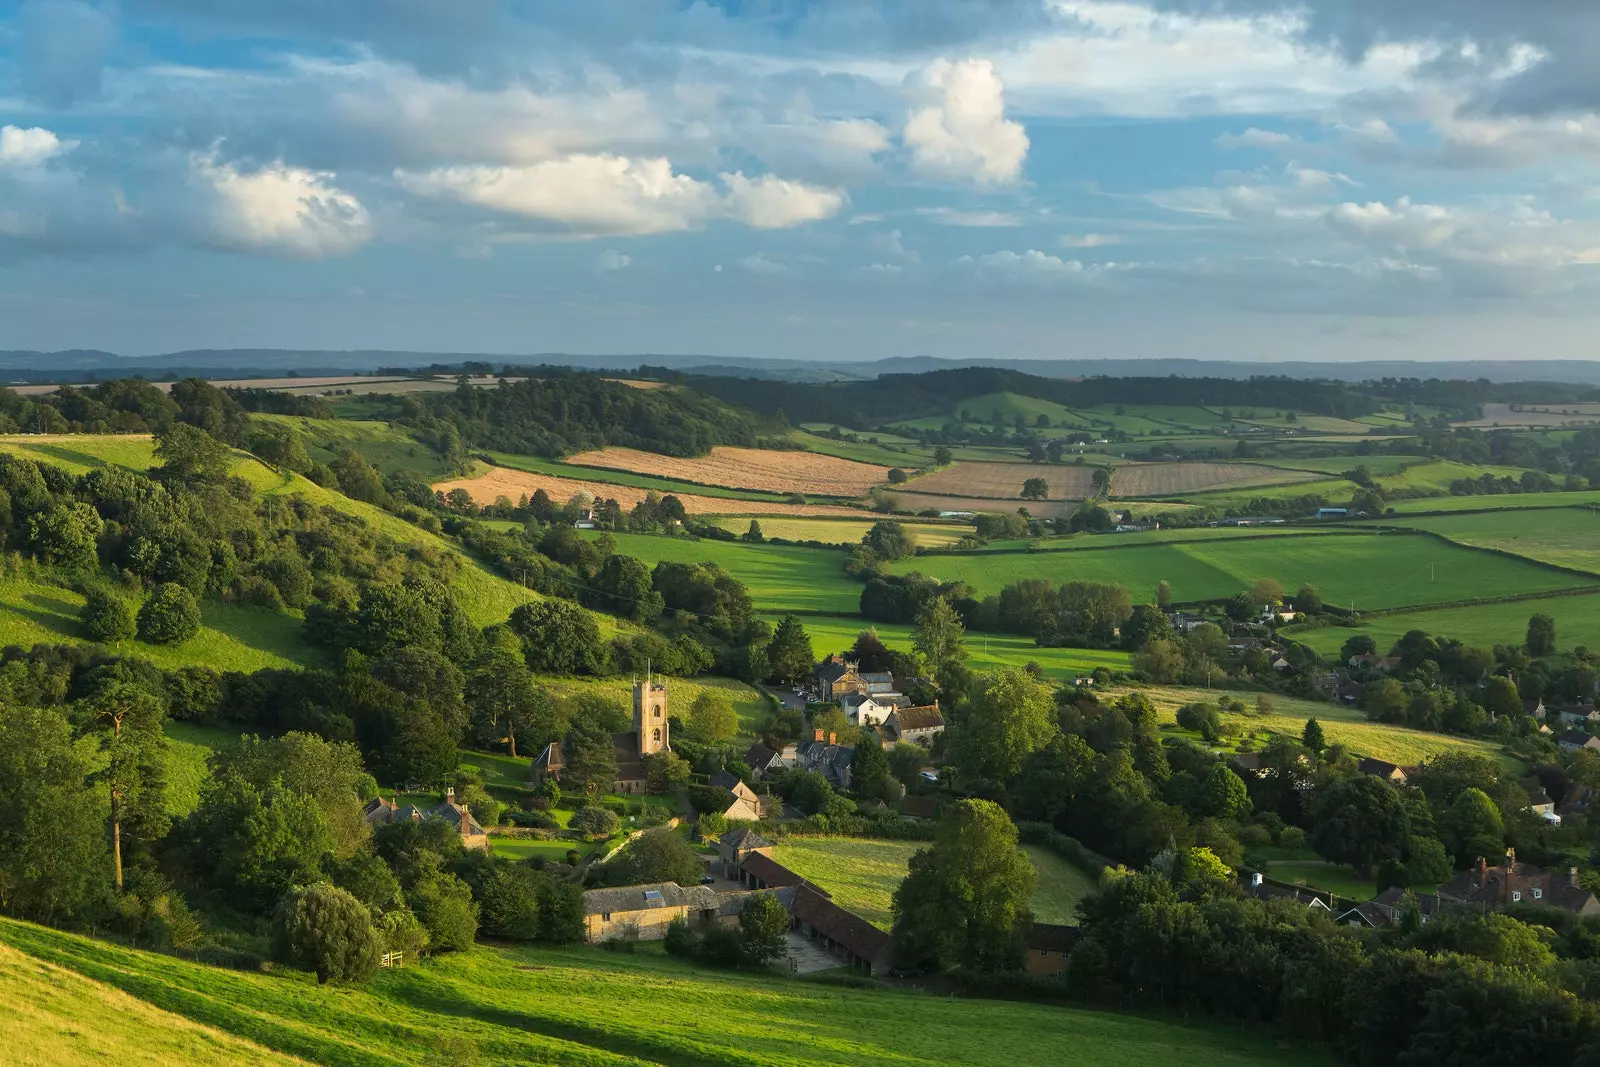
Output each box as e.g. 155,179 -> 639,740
506,810 -> 559,830
1279,826 -> 1307,851
697,812 -> 729,840
137,582 -> 201,644
236,575 -> 287,611
81,588 -> 136,642
271,883 -> 382,984
569,806 -> 622,839
664,916 -> 698,957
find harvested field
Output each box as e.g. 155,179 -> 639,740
901,461 -> 1100,500
603,378 -> 666,389
1456,402 -> 1600,428
1112,463 -> 1321,497
566,446 -> 888,497
886,491 -> 1077,518
709,516 -> 973,547
433,466 -> 866,517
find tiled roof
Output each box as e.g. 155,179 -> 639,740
891,704 -> 944,731
738,852 -> 806,888
582,882 -> 717,916
719,828 -> 773,851
743,743 -> 778,769
789,884 -> 889,962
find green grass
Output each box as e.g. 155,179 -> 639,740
541,675 -> 772,736
1257,455 -> 1415,476
790,430 -> 938,467
772,837 -> 1100,930
1385,490 -> 1600,514
1262,860 -> 1374,902
585,531 -> 861,615
0,916 -> 1328,1067
1363,508 -> 1600,573
1373,460 -> 1537,495
162,722 -> 239,817
1018,526 -> 1338,553
1294,593 -> 1600,661
888,532 -> 1595,610
781,615 -> 1134,679
252,414 -> 451,479
1170,477 -> 1356,508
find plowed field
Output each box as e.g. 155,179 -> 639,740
433,466 -> 866,517
565,446 -> 888,497
901,462 -> 1100,500
1113,463 -> 1320,497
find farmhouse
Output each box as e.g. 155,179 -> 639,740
1025,923 -> 1081,976
362,790 -> 487,850
1437,852 -> 1600,915
534,677 -> 670,794
581,882 -> 720,943
1357,758 -> 1409,784
1244,872 -> 1333,912
797,734 -> 854,790
886,704 -> 945,746
843,691 -> 906,727
1558,730 -> 1600,753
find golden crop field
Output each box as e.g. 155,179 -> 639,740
566,445 -> 889,497
885,491 -> 1077,518
710,516 -> 973,546
432,466 -> 866,517
900,461 -> 1100,500
1113,462 -> 1321,497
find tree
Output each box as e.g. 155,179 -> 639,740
1302,717 -> 1326,754
570,806 -> 622,839
271,883 -> 381,984
913,597 -> 967,686
1225,591 -> 1257,622
0,704 -> 107,923
80,681 -> 168,893
1020,477 -> 1049,501
207,732 -> 373,859
643,750 -> 691,793
766,615 -> 814,687
561,717 -> 618,799
891,800 -> 1035,973
407,868 -> 479,952
27,502 -> 102,569
1249,578 -> 1284,608
851,629 -> 893,673
1527,614 -> 1557,657
932,446 -> 953,466
465,651 -> 550,759
1199,764 -> 1251,819
1441,788 -> 1505,868
592,554 -> 663,622
1120,604 -> 1172,651
1482,675 -> 1522,722
187,777 -> 333,911
1296,583 -> 1323,614
685,691 -> 739,744
510,600 -> 605,675
1363,678 -> 1408,724
154,424 -> 233,482
951,668 -> 1057,783
1341,634 -> 1377,662
608,828 -> 702,887
738,892 -> 791,966
137,583 -> 200,644
1156,580 -> 1173,610
82,588 -> 136,642
862,521 -> 916,561
1405,836 -> 1454,885
476,863 -> 544,940
1134,638 -> 1184,683
849,730 -> 896,803
1312,775 -> 1409,876
742,519 -> 765,543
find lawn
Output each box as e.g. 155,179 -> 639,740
772,838 -> 1099,930
584,531 -> 862,615
1263,860 -> 1374,903
888,531 -> 1595,610
1294,593 -> 1600,661
1364,507 -> 1600,574
0,917 -> 1330,1067
780,614 -> 1134,679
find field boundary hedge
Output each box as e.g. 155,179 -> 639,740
914,528 -> 1364,560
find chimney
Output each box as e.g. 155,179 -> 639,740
814,729 -> 824,742
828,732 -> 837,745
445,787 -> 454,800
1572,867 -> 1581,888
1477,857 -> 1487,887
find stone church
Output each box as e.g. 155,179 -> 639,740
532,675 -> 669,794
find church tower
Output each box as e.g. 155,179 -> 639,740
633,671 -> 669,756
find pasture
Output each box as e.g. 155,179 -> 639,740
565,445 -> 888,497
1385,490 -> 1600,514
252,414 -> 450,478
791,430 -> 937,467
885,490 -> 1076,518
777,615 -> 1133,678
890,532 -> 1595,609
587,531 -> 861,614
710,516 -> 973,547
540,674 -> 772,736
1294,593 -> 1600,661
0,918 -> 1328,1067
436,464 -> 865,517
771,838 -> 1098,929
1365,507 -> 1600,573
1371,460 -> 1536,495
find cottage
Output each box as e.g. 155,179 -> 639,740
796,735 -> 854,790
1357,757 -> 1409,785
1166,611 -> 1208,633
720,779 -> 784,823
534,676 -> 670,794
1337,887 -> 1440,929
362,796 -> 426,827
1024,923 -> 1080,976
844,692 -> 904,727
717,828 -> 774,878
1437,851 -> 1600,915
363,791 -> 487,850
1231,751 -> 1264,777
788,883 -> 894,976
581,882 -> 720,943
886,703 -> 944,746
1558,730 -> 1600,753
1243,871 -> 1333,912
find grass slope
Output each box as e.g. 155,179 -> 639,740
1364,508 -> 1600,574
772,838 -> 1098,929
0,918 -> 1325,1067
889,533 -> 1595,609
585,531 -> 861,615
1293,593 -> 1600,661
1385,490 -> 1600,514
252,415 -> 452,480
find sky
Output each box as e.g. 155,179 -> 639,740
3,0 -> 1600,363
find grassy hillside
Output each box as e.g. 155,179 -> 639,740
251,415 -> 452,479
1363,508 -> 1600,574
784,615 -> 1134,679
773,838 -> 1099,929
1385,490 -> 1600,514
0,918 -> 1328,1067
585,531 -> 861,615
888,532 -> 1595,609
1294,593 -> 1600,661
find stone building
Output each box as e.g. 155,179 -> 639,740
533,675 -> 670,794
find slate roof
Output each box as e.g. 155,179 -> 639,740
582,882 -> 718,917
719,828 -> 773,851
815,660 -> 851,685
1437,859 -> 1600,914
738,852 -> 806,889
1027,923 -> 1081,953
1357,757 -> 1407,781
710,770 -> 741,790
434,798 -> 486,836
789,884 -> 890,963
743,742 -> 779,770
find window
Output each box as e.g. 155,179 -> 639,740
1039,949 -> 1048,956
653,705 -> 662,719
1512,891 -> 1522,902
653,728 -> 661,743
1534,888 -> 1543,900
602,913 -> 612,921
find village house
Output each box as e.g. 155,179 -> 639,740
1437,851 -> 1600,915
717,828 -> 775,879
1337,887 -> 1441,929
1243,871 -> 1333,913
796,732 -> 854,790
363,789 -> 488,850
742,741 -> 794,780
843,691 -> 906,727
1166,611 -> 1208,634
813,656 -> 895,701
1357,757 -> 1409,785
886,703 -> 944,746
581,882 -> 720,943
718,778 -> 785,822
1559,704 -> 1600,731
1024,923 -> 1080,976
533,676 -> 670,794
1559,730 -> 1600,753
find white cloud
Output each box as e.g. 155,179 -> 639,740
960,248 -> 1088,277
1326,198 -> 1459,251
917,206 -> 1021,227
596,249 -> 631,270
1215,127 -> 1295,150
0,126 -> 72,169
1061,233 -> 1122,248
739,253 -> 785,275
190,153 -> 371,259
398,155 -> 843,237
904,58 -> 1029,185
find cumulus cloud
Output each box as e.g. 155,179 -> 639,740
904,58 -> 1029,184
959,248 -> 1090,278
190,153 -> 371,259
0,126 -> 72,169
1216,127 -> 1296,150
917,206 -> 1022,226
397,155 -> 844,237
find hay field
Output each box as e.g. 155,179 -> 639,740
886,491 -> 1077,518
901,461 -> 1100,500
1295,593 -> 1600,661
710,516 -> 972,546
1369,508 -> 1600,573
566,445 -> 888,496
1113,463 -> 1321,497
433,466 -> 866,517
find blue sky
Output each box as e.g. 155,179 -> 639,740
3,0 -> 1600,362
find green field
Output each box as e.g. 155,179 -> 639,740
889,533 -> 1595,610
1169,477 -> 1356,509
541,674 -> 773,736
1372,460 -> 1536,495
772,837 -> 1099,929
1294,593 -> 1600,661
585,531 -> 862,614
1120,685 -> 1517,769
1260,455 -> 1415,476
1018,526 -> 1337,553
781,615 -> 1134,679
1363,508 -> 1600,573
253,414 -> 453,479
0,917 -> 1327,1067
711,517 -> 972,547
792,429 -> 937,467
1385,490 -> 1600,514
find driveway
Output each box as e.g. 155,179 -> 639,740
783,931 -> 843,975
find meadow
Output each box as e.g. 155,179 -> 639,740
771,838 -> 1099,929
1370,460 -> 1536,495
253,415 -> 453,479
710,516 -> 972,547
1293,593 -> 1600,661
565,446 -> 889,497
0,918 -> 1329,1067
539,674 -> 772,736
890,532 -> 1594,609
1168,477 -> 1356,510
782,615 -> 1135,679
585,531 -> 862,615
790,429 -> 938,467
1385,490 -> 1600,514
1363,508 -> 1600,573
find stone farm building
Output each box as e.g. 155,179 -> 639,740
533,676 -> 670,794
363,789 -> 487,850
886,704 -> 944,746
581,882 -> 722,943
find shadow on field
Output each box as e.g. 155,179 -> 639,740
21,593 -> 82,639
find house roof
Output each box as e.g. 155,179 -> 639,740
1027,923 -> 1080,953
582,882 -> 717,917
1357,757 -> 1406,780
737,852 -> 806,889
1559,729 -> 1596,747
719,828 -> 773,851
434,797 -> 486,836
860,672 -> 894,686
743,742 -> 778,769
1437,859 -> 1599,913
815,661 -> 852,685
1231,752 -> 1263,772
710,770 -> 741,790
891,704 -> 944,731
789,883 -> 889,963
